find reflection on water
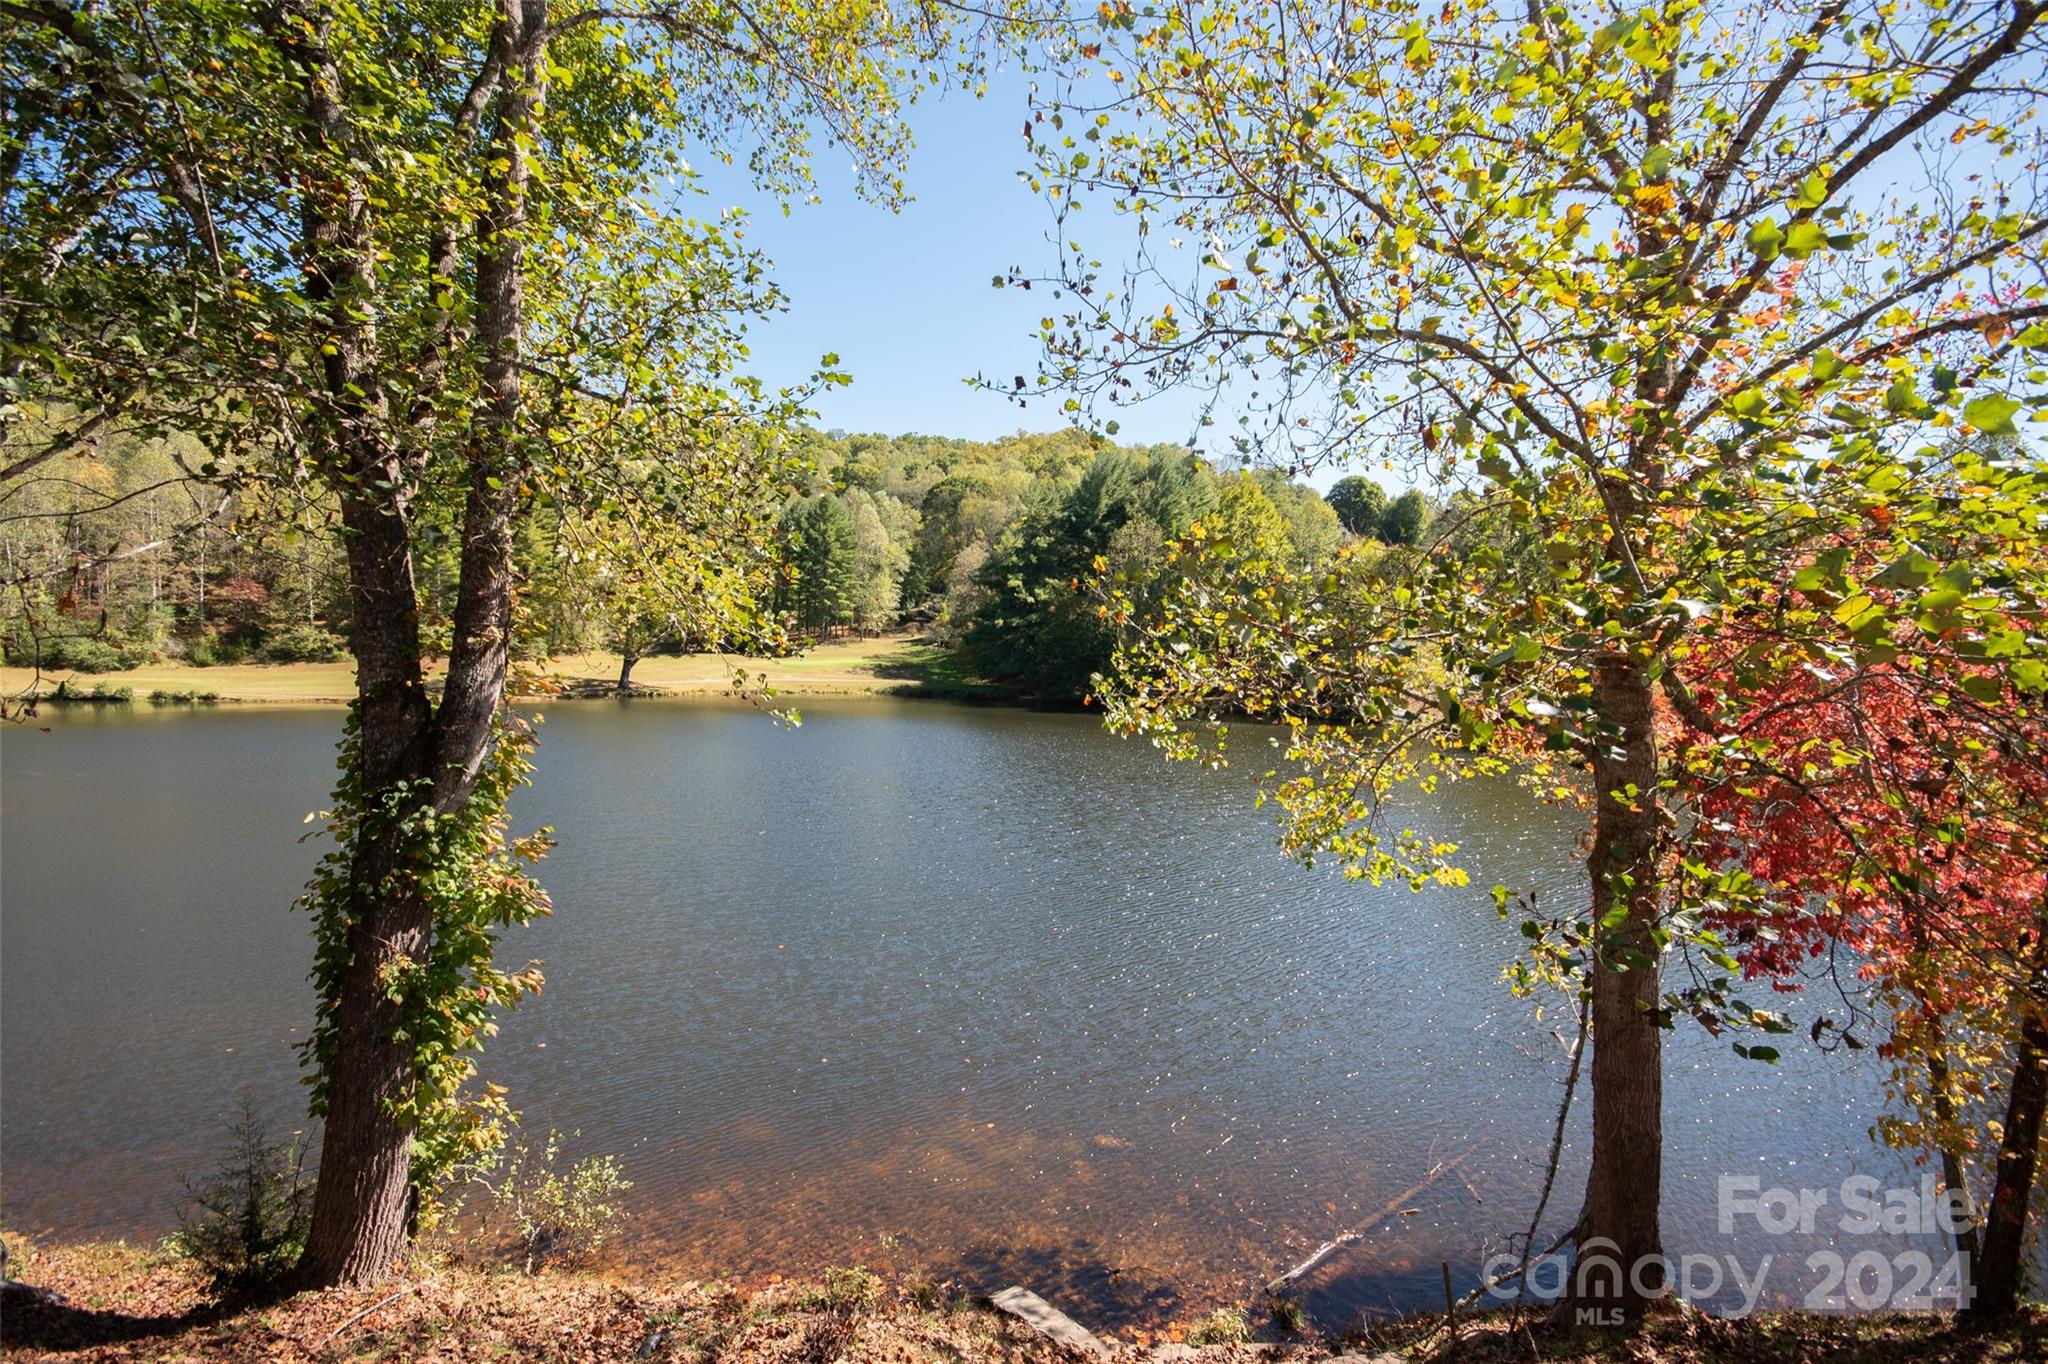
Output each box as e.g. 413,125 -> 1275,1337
1,701 -> 1941,1327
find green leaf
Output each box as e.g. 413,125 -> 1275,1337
1782,221 -> 1829,259
1592,16 -> 1639,53
1963,393 -> 2022,435
1870,551 -> 1938,588
1831,593 -> 1883,631
1960,673 -> 2003,704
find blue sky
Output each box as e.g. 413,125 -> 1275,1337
689,69 -> 1216,452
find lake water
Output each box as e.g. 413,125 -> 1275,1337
0,701 -> 1950,1327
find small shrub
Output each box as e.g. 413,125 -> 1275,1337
187,634 -> 250,667
148,688 -> 224,706
164,1096 -> 312,1296
1268,1294 -> 1305,1333
1186,1306 -> 1251,1346
45,680 -> 132,704
904,1273 -> 960,1313
802,1265 -> 883,1313
6,635 -> 135,673
473,1129 -> 631,1274
261,625 -> 347,663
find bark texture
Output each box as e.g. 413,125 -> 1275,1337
1570,653 -> 1666,1318
1969,921 -> 2048,1318
293,0 -> 547,1289
286,0 -> 440,1286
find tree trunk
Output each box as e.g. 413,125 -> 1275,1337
286,0 -> 540,1287
1969,918 -> 2048,1319
293,0 -> 549,1292
296,466 -> 437,1288
618,647 -> 638,692
435,0 -> 543,804
295,817 -> 433,1288
1925,1004 -> 1982,1281
1932,1066 -> 1982,1284
1569,652 -> 1666,1320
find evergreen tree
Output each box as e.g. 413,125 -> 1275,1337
779,497 -> 859,634
960,451 -> 1142,702
1140,451 -> 1218,535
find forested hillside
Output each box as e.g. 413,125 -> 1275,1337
0,420 -> 1431,702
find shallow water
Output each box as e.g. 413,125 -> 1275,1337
0,700 -> 1951,1327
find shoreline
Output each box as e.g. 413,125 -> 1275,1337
0,633 -> 1017,711
3,1239 -> 2040,1363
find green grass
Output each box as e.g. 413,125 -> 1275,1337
1,632 -> 1009,706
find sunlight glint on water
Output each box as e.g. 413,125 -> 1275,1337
0,701 -> 1933,1326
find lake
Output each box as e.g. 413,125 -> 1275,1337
0,700 -> 1946,1327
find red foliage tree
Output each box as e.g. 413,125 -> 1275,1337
1669,466 -> 2047,1316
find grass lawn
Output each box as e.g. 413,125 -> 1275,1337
0,633 -> 1004,707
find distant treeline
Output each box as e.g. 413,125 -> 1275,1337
0,421 -> 1449,700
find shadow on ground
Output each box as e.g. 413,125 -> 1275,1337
1,1281 -> 231,1353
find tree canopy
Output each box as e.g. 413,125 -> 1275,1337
1025,0 -> 2048,1317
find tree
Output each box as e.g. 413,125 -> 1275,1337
1254,468 -> 1345,567
8,0 -> 1011,1288
963,450 -> 1140,700
1325,475 -> 1389,537
935,539 -> 993,644
778,495 -> 862,635
843,487 -> 914,633
906,474 -> 997,609
1141,449 -> 1220,535
562,444 -> 795,690
1670,444 -> 2048,1316
1379,490 -> 1430,547
1210,473 -> 1291,562
1689,656 -> 2048,1314
1028,0 -> 2048,1318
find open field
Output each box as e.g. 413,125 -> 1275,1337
0,633 -> 1004,707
